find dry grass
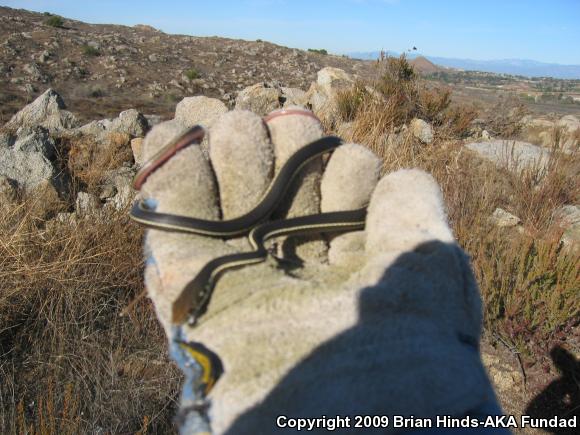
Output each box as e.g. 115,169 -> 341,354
0,54 -> 577,432
338,54 -> 477,148
341,55 -> 580,363
0,191 -> 179,433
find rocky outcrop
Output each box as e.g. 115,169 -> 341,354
12,126 -> 56,157
175,95 -> 228,128
0,147 -> 56,190
109,109 -> 149,137
409,118 -> 434,144
235,83 -> 281,115
554,205 -> 580,251
75,109 -> 149,143
556,115 -> 580,133
234,83 -> 309,115
101,166 -> 136,211
305,67 -> 355,126
4,88 -> 79,133
465,140 -> 551,172
0,98 -> 64,191
490,208 -> 521,228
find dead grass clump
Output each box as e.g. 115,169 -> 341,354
0,193 -> 178,433
66,132 -> 133,192
509,151 -> 579,235
342,55 -> 477,147
335,82 -> 370,122
485,97 -> 529,138
335,81 -> 579,364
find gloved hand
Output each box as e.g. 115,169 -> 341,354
136,105 -> 499,434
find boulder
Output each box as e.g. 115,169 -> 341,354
175,96 -> 228,128
465,140 -> 551,173
554,205 -> 580,251
235,83 -> 281,115
0,147 -> 55,190
0,133 -> 15,149
76,119 -> 113,137
144,114 -> 164,128
3,88 -> 79,133
131,137 -> 145,166
305,67 -> 355,126
102,166 -> 136,211
556,115 -> 580,133
75,109 -> 148,141
13,126 -> 56,158
109,109 -> 148,137
409,118 -> 434,144
490,208 -> 521,228
528,118 -> 555,129
281,87 -> 307,107
316,67 -> 354,95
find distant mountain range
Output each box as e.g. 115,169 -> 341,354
348,51 -> 580,79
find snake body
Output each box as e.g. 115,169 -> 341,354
130,125 -> 366,324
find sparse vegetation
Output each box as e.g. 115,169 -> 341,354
44,15 -> 64,28
184,68 -> 200,81
308,48 -> 328,55
336,81 -> 369,122
0,7 -> 578,433
337,55 -> 579,362
82,44 -> 101,57
338,54 -> 476,142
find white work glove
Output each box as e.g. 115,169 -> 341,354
137,106 -> 499,434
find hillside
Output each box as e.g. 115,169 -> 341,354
0,6 -> 373,123
349,50 -> 580,79
409,56 -> 443,74
1,6 -> 578,434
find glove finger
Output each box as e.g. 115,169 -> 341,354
174,95 -> 228,159
208,110 -> 274,220
139,119 -> 231,333
362,169 -> 454,285
360,169 -> 482,341
264,107 -> 326,260
320,143 -> 381,265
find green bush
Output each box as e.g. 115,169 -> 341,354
82,44 -> 101,57
308,48 -> 328,55
184,68 -> 200,81
45,15 -> 64,28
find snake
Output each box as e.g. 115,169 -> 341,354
130,113 -> 367,325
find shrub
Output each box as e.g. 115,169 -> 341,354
87,86 -> 105,98
184,68 -> 200,81
336,82 -> 369,122
308,48 -> 328,55
82,44 -> 101,57
336,58 -> 580,363
45,15 -> 64,28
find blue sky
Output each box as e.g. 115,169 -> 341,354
2,0 -> 579,64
